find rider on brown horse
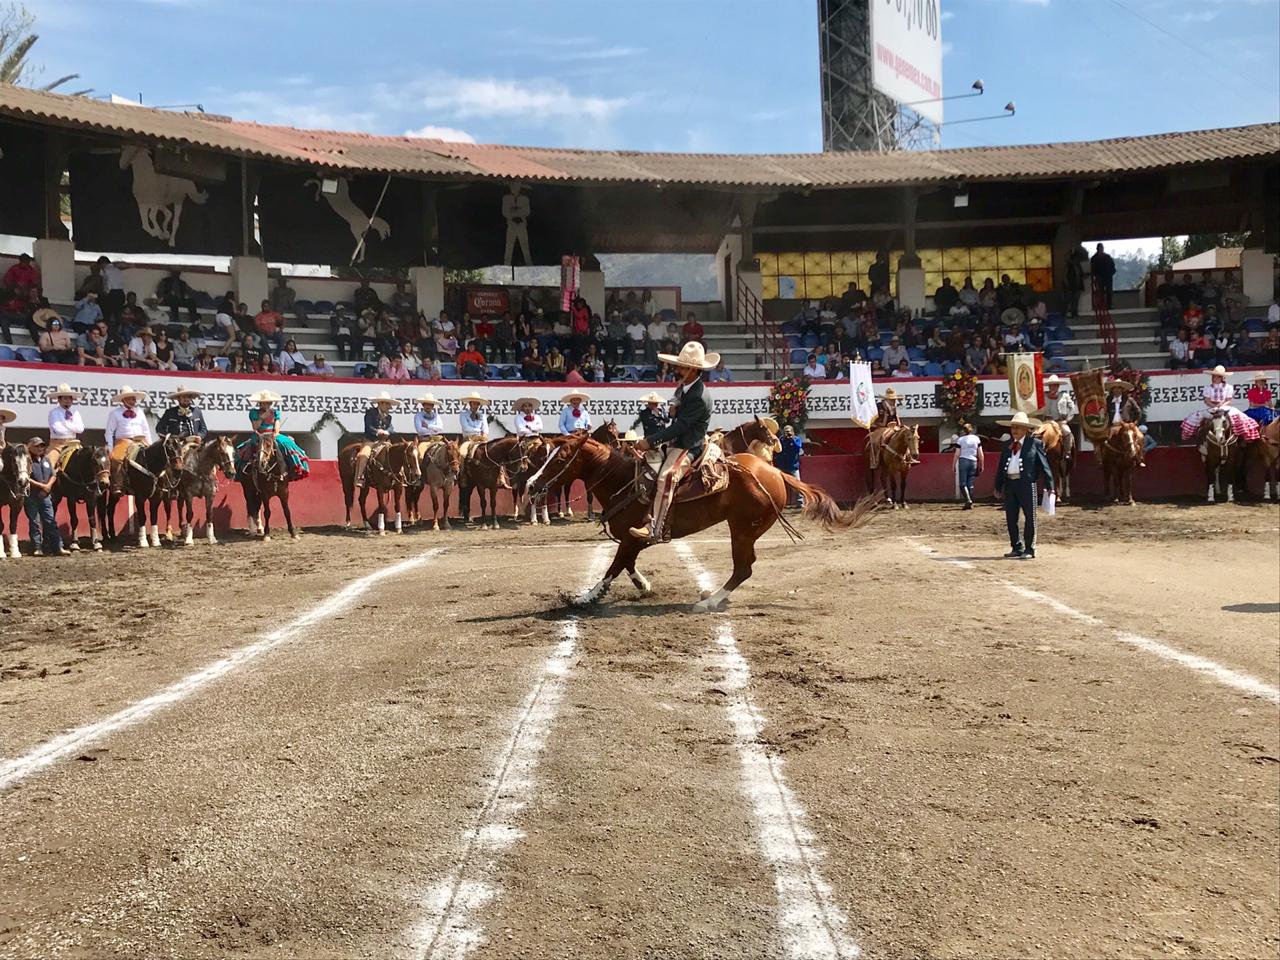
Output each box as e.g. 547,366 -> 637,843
865,387 -> 902,470
630,341 -> 716,544
354,392 -> 399,489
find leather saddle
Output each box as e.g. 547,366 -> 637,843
635,441 -> 730,505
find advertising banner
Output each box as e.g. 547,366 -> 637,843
871,0 -> 944,124
466,287 -> 510,316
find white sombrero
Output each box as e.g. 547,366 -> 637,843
0,407 -> 16,425
514,397 -> 541,410
45,382 -> 82,401
416,393 -> 439,405
758,415 -> 780,437
248,389 -> 282,404
1045,374 -> 1065,386
621,429 -> 639,442
1253,371 -> 1270,381
460,391 -> 490,405
561,390 -> 591,404
111,385 -> 147,403
639,391 -> 666,405
658,341 -> 720,370
1208,365 -> 1231,378
369,390 -> 400,406
996,410 -> 1043,428
878,387 -> 899,401
1104,378 -> 1134,392
166,385 -> 203,400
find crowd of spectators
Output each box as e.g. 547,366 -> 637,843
1154,269 -> 1278,368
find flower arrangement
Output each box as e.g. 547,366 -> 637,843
1107,363 -> 1151,410
937,368 -> 981,421
770,375 -> 812,429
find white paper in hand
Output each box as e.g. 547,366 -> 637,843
1040,491 -> 1056,516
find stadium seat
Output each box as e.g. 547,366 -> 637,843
638,366 -> 659,381
293,299 -> 314,317
942,361 -> 960,376
866,346 -> 884,362
440,363 -> 458,379
0,345 -> 14,361
923,361 -> 943,377
801,333 -> 820,348
353,362 -> 376,379
1056,326 -> 1075,340
1047,358 -> 1069,373
785,335 -> 802,349
657,308 -> 677,322
907,346 -> 925,361
790,348 -> 809,364
1044,342 -> 1063,358
1046,312 -> 1064,325
1245,318 -> 1265,334
780,320 -> 801,335
313,300 -> 335,314
214,357 -> 229,372
15,346 -> 40,362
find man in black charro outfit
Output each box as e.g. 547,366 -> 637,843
155,386 -> 209,442
630,342 -> 717,544
632,390 -> 670,441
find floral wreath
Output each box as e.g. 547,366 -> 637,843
769,375 -> 812,430
937,368 -> 981,421
1106,364 -> 1151,410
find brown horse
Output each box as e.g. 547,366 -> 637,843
716,416 -> 781,461
1196,409 -> 1242,504
506,438 -> 554,525
51,443 -> 109,551
173,435 -> 236,545
240,431 -> 298,540
0,442 -> 31,558
411,438 -> 461,530
339,440 -> 422,534
106,436 -> 185,548
865,424 -> 920,509
1034,421 -> 1075,502
1098,422 -> 1144,505
1256,418 -> 1280,502
527,434 -> 880,612
460,436 -> 520,530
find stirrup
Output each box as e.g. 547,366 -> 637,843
628,525 -> 651,540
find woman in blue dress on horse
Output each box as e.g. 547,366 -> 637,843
236,389 -> 310,479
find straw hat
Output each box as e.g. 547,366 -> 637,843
460,391 -> 489,406
561,390 -> 591,405
758,415 -> 780,437
879,387 -> 899,401
111,385 -> 147,403
0,407 -> 16,425
166,385 -> 203,400
1104,378 -> 1134,392
1045,374 -> 1064,386
368,390 -> 400,406
639,391 -> 666,405
248,389 -> 282,404
1253,370 -> 1269,381
45,383 -> 82,401
514,397 -> 541,411
416,393 -> 438,406
657,341 -> 720,370
1208,364 -> 1230,379
621,429 -> 639,442
996,410 -> 1043,428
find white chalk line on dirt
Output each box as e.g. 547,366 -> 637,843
675,541 -> 861,960
410,543 -> 609,960
904,539 -> 1280,705
0,548 -> 446,794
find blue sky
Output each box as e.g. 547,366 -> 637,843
24,0 -> 1279,155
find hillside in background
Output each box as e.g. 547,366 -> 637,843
480,254 -> 718,301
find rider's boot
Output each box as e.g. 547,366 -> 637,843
629,476 -> 674,544
354,453 -> 369,489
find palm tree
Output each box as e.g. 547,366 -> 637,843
0,2 -> 90,94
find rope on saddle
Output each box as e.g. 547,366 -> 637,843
729,460 -> 804,545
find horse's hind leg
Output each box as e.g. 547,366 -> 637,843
574,541 -> 634,606
692,524 -> 758,613
489,488 -> 500,530
149,499 -> 163,548
281,492 -> 298,540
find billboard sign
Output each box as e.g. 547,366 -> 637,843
871,0 -> 944,124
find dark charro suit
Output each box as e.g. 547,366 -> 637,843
648,374 -> 711,454
994,435 -> 1054,555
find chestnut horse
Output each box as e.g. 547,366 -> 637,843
1098,422 -> 1144,505
1034,421 -> 1075,502
716,416 -> 781,461
1196,409 -> 1243,504
527,434 -> 879,612
1256,417 -> 1280,501
339,440 -> 422,534
411,438 -> 461,530
0,442 -> 31,558
865,424 -> 920,509
460,436 -> 520,530
52,444 -> 109,551
240,431 -> 298,540
174,435 -> 237,545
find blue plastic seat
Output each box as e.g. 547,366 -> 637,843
0,345 -> 14,362
907,346 -> 926,361
866,346 -> 884,362
785,335 -> 802,349
638,366 -> 659,381
352,362 -> 375,379
923,361 -> 943,377
1245,318 -> 1265,333
439,362 -> 458,379
313,299 -> 335,314
1056,326 -> 1075,340
1047,357 -> 1068,373
942,361 -> 960,376
790,348 -> 809,364
801,333 -> 820,348
214,356 -> 229,372
16,346 -> 40,362
293,299 -> 314,317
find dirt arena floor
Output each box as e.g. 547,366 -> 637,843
1,500 -> 1277,960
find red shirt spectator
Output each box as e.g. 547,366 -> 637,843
571,301 -> 590,335
3,255 -> 40,290
474,318 -> 495,339
254,302 -> 284,337
681,315 -> 704,343
456,346 -> 485,368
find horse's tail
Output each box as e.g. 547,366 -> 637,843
782,474 -> 883,531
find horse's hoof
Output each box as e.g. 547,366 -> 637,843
69,542 -> 81,552
92,542 -> 102,552
692,597 -> 727,614
291,533 -> 301,541
262,535 -> 272,542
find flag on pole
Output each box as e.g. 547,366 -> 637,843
850,361 -> 877,427
1006,351 -> 1044,416
1070,368 -> 1110,442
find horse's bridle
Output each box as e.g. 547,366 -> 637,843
1202,412 -> 1236,460
0,446 -> 30,501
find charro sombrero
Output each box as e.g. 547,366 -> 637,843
460,391 -> 490,405
368,391 -> 400,405
111,385 -> 147,403
996,411 -> 1043,428
1208,364 -> 1231,378
561,390 -> 591,404
514,397 -> 541,410
621,429 -> 639,442
758,415 -> 780,437
879,387 -> 899,401
1104,378 -> 1134,392
1045,374 -> 1064,386
248,389 -> 282,404
45,383 -> 81,401
658,341 -> 720,370
166,385 -> 203,400
0,407 -> 16,425
1253,371 -> 1270,381
639,391 -> 665,404
416,393 -> 438,405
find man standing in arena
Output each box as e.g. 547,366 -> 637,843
994,411 -> 1054,560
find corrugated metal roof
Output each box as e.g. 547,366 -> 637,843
3,83 -> 1276,189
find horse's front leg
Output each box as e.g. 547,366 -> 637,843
261,495 -> 273,541
393,486 -> 404,533
488,487 -> 500,530
573,541 -> 633,606
280,489 -> 298,540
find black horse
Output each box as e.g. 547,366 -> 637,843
106,435 -> 184,548
52,445 -> 109,551
0,442 -> 31,558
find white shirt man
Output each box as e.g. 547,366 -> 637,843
646,318 -> 666,343
103,260 -> 125,293
459,406 -> 488,439
414,404 -> 446,437
558,401 -> 592,434
105,401 -> 153,450
128,332 -> 158,366
307,356 -> 336,378
802,360 -> 827,379
514,404 -> 544,437
626,320 -> 647,345
48,402 -> 85,441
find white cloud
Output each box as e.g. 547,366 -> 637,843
557,45 -> 646,61
1176,10 -> 1219,21
941,9 -> 955,19
417,77 -> 630,122
941,40 -> 954,54
403,124 -> 476,143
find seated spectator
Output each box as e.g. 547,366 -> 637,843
1003,325 -> 1027,352
1155,271 -> 1179,302
102,328 -> 126,367
624,315 -> 647,362
933,277 -> 959,316
965,335 -> 987,374
381,353 -> 413,382
1188,329 -> 1212,368
1213,330 -> 1238,365
457,342 -> 487,380
1028,299 -> 1048,324
417,355 -> 443,381
564,362 -> 587,384
959,276 -> 979,309
838,281 -> 866,317
1258,328 -> 1280,362
802,353 -> 826,379
708,357 -> 734,383
996,274 -> 1018,310
157,269 -> 199,326
28,297 -> 61,341
233,302 -> 254,336
328,305 -> 354,361
254,300 -> 285,351
172,330 -> 197,370
78,321 -> 110,366
353,278 -> 382,314
646,314 -> 666,353
882,335 -> 909,370
269,275 -> 296,316
71,292 -> 102,332
400,340 -> 421,373
435,329 -> 458,360
1168,329 -> 1190,369
546,346 -> 565,380
117,292 -> 148,336
1199,271 -> 1220,309
38,317 -> 76,363
128,327 -> 160,369
278,338 -> 309,375
193,346 -> 218,372
373,309 -> 399,357
472,314 -> 495,357
681,311 -> 704,344
985,335 -> 1004,374
153,329 -> 178,370
521,340 -> 546,381
1268,300 -> 1280,330
226,351 -> 248,374
77,261 -> 106,300
388,280 -> 414,314
925,327 -> 947,362
1183,300 -> 1203,330
432,309 -> 455,335
307,352 -> 336,378
977,279 -> 998,320
827,353 -> 850,380
3,252 -> 39,291
581,344 -> 607,382
1026,318 -> 1046,350
891,359 -> 913,379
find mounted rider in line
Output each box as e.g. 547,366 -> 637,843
104,385 -> 153,495
457,391 -> 490,460
45,383 -> 85,470
413,393 -> 447,451
156,385 -> 209,445
354,392 -> 398,489
629,341 -> 717,545
864,386 -> 902,471
1038,374 -> 1076,459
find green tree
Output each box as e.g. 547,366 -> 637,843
445,268 -> 484,285
0,2 -> 88,93
1155,236 -> 1185,270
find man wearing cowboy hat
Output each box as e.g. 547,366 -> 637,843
355,392 -> 400,489
629,341 -> 717,543
45,383 -> 85,467
865,387 -> 903,471
1038,373 -> 1077,463
457,391 -> 490,461
24,437 -> 69,556
1105,378 -> 1142,427
413,394 -> 446,440
156,386 -> 209,441
993,411 -> 1054,560
558,390 -> 593,434
514,397 -> 544,438
632,391 -> 670,440
104,386 -> 153,494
